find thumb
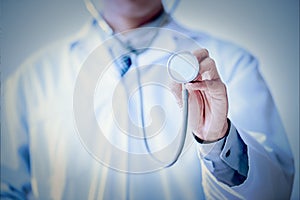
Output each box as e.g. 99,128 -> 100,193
170,81 -> 183,108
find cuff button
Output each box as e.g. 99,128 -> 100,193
225,149 -> 231,157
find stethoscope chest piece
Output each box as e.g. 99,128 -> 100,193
167,51 -> 199,84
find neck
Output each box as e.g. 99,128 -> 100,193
102,4 -> 164,33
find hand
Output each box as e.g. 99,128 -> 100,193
171,49 -> 229,141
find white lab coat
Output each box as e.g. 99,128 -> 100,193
1,16 -> 294,200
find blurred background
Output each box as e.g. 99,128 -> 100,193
1,0 -> 299,199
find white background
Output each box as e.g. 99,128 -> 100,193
1,0 -> 299,199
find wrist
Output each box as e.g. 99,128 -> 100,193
193,119 -> 230,144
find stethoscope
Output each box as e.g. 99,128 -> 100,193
144,51 -> 199,167
84,0 -> 200,168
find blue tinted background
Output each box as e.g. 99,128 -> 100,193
1,0 -> 299,199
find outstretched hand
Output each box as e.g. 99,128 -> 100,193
171,49 -> 229,142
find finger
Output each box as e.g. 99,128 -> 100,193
193,58 -> 220,81
199,57 -> 220,80
193,48 -> 209,63
186,81 -> 207,91
186,79 -> 226,94
192,49 -> 219,81
170,81 -> 183,108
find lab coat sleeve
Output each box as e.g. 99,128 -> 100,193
1,66 -> 34,199
198,45 -> 295,199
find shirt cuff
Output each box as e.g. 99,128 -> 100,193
196,119 -> 249,184
220,123 -> 248,177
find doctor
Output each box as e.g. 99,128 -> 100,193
1,0 -> 294,199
